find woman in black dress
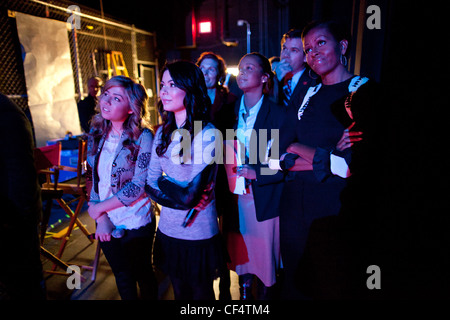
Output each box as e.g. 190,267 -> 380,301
277,20 -> 381,299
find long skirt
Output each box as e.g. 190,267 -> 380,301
226,186 -> 281,287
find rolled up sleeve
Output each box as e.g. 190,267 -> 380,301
116,129 -> 154,206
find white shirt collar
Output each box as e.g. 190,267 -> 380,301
239,94 -> 264,119
237,95 -> 265,155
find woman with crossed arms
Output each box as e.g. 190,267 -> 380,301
275,20 -> 382,299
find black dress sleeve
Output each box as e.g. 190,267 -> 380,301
157,163 -> 218,208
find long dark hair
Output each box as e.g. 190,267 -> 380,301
156,60 -> 211,157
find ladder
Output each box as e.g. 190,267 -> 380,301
93,50 -> 129,79
110,51 -> 129,77
108,51 -> 129,77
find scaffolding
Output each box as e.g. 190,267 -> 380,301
0,0 -> 160,127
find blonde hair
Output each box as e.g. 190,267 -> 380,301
89,76 -> 152,155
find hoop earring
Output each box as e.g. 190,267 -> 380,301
308,68 -> 318,80
340,54 -> 348,67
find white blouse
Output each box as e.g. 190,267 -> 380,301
237,94 -> 264,159
98,135 -> 152,230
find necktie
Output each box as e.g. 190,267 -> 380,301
282,72 -> 293,106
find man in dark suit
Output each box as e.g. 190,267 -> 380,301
77,76 -> 102,133
273,29 -> 316,109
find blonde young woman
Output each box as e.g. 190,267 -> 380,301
86,75 -> 156,300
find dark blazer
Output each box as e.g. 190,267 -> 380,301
273,67 -> 317,111
0,93 -> 45,299
77,95 -> 97,133
0,94 -> 42,226
234,94 -> 287,221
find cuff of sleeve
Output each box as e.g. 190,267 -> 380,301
116,183 -> 142,207
312,147 -> 333,182
268,159 -> 281,170
330,154 -> 351,178
268,152 -> 289,171
115,193 -> 130,207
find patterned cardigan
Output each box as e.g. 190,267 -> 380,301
86,128 -> 153,207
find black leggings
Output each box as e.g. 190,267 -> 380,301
100,220 -> 157,300
170,275 -> 215,300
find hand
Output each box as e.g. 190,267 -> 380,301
236,165 -> 256,180
88,201 -> 105,221
279,153 -> 299,171
194,181 -> 215,211
275,59 -> 293,82
336,122 -> 363,151
95,214 -> 115,242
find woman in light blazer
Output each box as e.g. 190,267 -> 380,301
86,75 -> 157,300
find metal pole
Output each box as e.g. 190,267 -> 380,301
99,0 -> 107,49
72,28 -> 84,101
30,0 -> 154,36
246,22 -> 251,53
131,25 -> 138,81
237,19 -> 251,53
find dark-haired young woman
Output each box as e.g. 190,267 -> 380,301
145,60 -> 223,300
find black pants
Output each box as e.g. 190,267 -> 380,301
280,174 -> 350,299
100,220 -> 157,300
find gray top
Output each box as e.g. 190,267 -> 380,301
147,123 -> 220,240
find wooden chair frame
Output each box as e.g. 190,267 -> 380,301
35,139 -> 100,281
